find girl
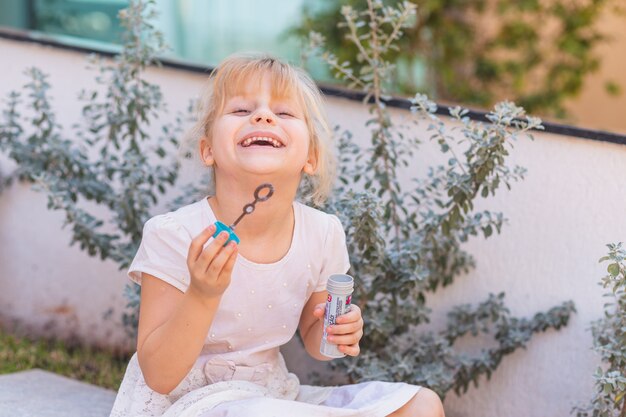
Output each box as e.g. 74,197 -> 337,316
110,54 -> 445,417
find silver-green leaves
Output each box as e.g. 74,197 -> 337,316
575,243 -> 626,416
306,0 -> 574,399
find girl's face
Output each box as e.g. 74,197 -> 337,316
201,73 -> 316,181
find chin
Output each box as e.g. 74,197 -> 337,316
233,155 -> 307,178
240,165 -> 303,178
240,165 -> 285,176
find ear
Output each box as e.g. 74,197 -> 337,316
302,144 -> 318,175
199,136 -> 215,166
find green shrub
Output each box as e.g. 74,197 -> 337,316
0,0 -> 576,399
0,0 -> 203,334
296,0 -> 624,119
305,0 -> 575,397
575,243 -> 626,417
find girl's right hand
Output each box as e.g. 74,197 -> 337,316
186,224 -> 238,301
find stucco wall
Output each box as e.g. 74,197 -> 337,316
1,38 -> 625,417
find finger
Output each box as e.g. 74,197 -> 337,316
335,305 -> 361,324
195,231 -> 231,272
327,330 -> 363,346
312,303 -> 326,320
327,320 -> 363,335
188,224 -> 216,265
338,343 -> 360,357
206,240 -> 238,276
220,243 -> 239,276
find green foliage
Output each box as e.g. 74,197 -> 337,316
575,243 -> 626,417
0,328 -> 129,390
0,0 -> 201,335
0,0 -> 579,400
306,0 -> 575,398
296,0 -> 623,119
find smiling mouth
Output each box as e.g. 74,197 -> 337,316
239,136 -> 285,148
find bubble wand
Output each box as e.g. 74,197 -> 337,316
212,183 -> 274,245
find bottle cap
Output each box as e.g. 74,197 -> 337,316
327,274 -> 354,295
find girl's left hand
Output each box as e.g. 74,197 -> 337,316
313,303 -> 364,357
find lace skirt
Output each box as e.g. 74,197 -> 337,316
109,353 -> 420,417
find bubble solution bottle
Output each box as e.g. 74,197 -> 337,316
320,274 -> 354,358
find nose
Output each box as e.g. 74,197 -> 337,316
251,108 -> 276,125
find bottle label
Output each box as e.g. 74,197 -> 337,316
320,292 -> 352,358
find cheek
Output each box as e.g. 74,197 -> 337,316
213,114 -> 239,133
302,128 -> 314,155
211,120 -> 226,136
298,133 -> 312,159
289,121 -> 311,144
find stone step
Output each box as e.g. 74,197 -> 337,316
0,369 -> 116,417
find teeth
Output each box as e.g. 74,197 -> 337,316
240,136 -> 283,148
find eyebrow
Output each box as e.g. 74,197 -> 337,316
225,95 -> 298,108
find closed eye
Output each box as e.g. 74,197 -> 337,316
278,111 -> 294,117
232,109 -> 250,114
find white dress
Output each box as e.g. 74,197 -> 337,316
109,197 -> 420,417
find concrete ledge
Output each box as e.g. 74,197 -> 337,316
0,369 -> 116,417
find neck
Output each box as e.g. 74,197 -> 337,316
209,174 -> 299,241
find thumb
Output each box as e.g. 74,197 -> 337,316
312,303 -> 326,320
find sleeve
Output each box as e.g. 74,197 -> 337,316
314,214 -> 351,292
127,214 -> 192,293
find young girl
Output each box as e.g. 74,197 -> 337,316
109,54 -> 445,417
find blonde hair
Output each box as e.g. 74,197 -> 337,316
183,53 -> 336,206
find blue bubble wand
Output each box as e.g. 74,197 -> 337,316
212,183 -> 274,245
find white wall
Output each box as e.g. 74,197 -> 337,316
1,38 -> 625,417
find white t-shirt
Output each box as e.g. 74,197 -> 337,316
127,196 -> 351,365
110,196 -> 421,417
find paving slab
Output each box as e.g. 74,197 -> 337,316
0,369 -> 116,417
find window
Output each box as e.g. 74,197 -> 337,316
0,0 -> 333,80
